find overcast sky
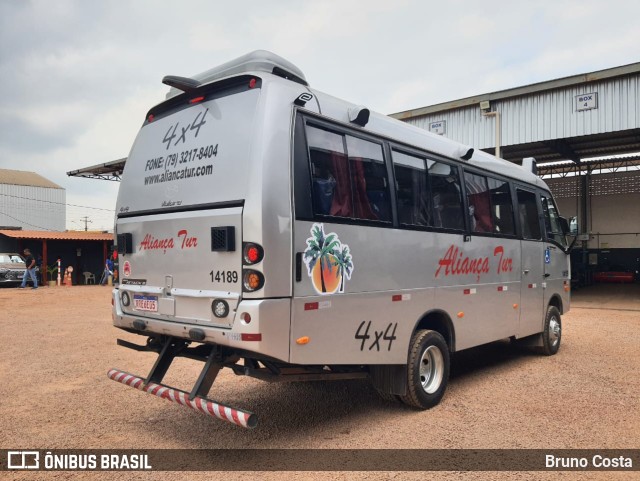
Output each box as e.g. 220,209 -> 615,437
1,0 -> 639,230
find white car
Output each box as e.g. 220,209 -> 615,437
0,253 -> 39,286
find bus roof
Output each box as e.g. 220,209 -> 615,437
165,50 -> 308,100
160,50 -> 547,189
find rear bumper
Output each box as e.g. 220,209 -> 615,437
107,368 -> 257,428
112,290 -> 291,362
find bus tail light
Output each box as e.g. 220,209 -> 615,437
243,269 -> 264,292
243,243 -> 264,265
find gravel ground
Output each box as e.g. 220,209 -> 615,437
0,284 -> 638,480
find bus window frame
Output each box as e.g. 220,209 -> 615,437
513,184 -> 544,242
460,166 -> 519,241
295,114 -> 395,227
293,110 -> 560,246
389,146 -> 467,234
540,191 -> 568,249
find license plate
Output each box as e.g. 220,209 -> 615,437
133,295 -> 158,312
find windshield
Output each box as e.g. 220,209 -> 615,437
117,86 -> 260,215
0,254 -> 24,263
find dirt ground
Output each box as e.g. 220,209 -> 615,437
0,284 -> 639,480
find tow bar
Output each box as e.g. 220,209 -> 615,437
108,336 -> 257,429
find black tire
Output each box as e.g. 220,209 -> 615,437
542,306 -> 562,356
399,329 -> 450,409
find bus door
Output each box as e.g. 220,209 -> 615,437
516,188 -> 545,338
540,194 -> 569,309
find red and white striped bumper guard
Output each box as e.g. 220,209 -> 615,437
107,368 -> 257,429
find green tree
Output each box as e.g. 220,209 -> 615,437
333,244 -> 354,293
304,224 -> 339,293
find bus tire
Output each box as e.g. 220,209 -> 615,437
542,306 -> 562,356
400,329 -> 449,410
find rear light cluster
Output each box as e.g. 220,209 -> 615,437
242,242 -> 264,292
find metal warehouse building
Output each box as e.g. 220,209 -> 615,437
391,62 -> 640,284
0,168 -> 114,285
0,168 -> 66,237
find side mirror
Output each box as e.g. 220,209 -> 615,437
559,216 -> 579,254
559,216 -> 578,236
569,216 -> 578,236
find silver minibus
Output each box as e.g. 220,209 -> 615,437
110,51 -> 572,428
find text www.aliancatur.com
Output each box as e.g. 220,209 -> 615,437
144,164 -> 213,185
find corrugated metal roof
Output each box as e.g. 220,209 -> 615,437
0,169 -> 63,189
391,62 -> 640,120
0,230 -> 113,241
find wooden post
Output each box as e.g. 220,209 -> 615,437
42,240 -> 48,284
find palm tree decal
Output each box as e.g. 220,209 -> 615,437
333,244 -> 353,293
303,223 -> 353,294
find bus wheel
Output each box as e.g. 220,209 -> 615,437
400,329 -> 449,409
542,306 -> 562,356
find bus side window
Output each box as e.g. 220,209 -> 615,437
541,195 -> 567,247
464,172 -> 493,233
346,135 -> 391,222
392,150 -> 429,226
306,125 -> 351,217
487,177 -> 515,235
517,189 -> 542,240
430,161 -> 464,230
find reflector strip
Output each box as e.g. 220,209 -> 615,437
528,283 -> 537,289
304,301 -> 331,310
107,368 -> 257,429
392,294 -> 411,302
497,286 -> 508,292
241,333 -> 262,341
463,288 -> 477,295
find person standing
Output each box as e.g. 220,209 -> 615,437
99,256 -> 114,286
20,248 -> 38,289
